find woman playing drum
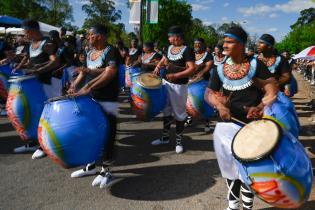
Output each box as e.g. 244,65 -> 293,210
68,24 -> 120,189
152,25 -> 196,154
185,37 -> 214,132
12,20 -> 60,159
204,26 -> 278,210
141,41 -> 162,73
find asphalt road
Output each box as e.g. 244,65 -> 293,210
0,72 -> 315,210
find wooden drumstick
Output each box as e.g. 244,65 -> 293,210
231,117 -> 247,126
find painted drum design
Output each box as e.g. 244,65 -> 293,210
38,95 -> 109,168
186,79 -> 214,119
6,75 -> 47,141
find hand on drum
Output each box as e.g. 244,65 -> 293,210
217,105 -> 231,121
74,84 -> 91,97
67,84 -> 76,94
153,67 -> 160,76
244,106 -> 263,119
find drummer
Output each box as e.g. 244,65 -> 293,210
13,20 -> 60,160
126,38 -> 141,68
213,44 -> 226,67
68,24 -> 120,189
141,41 -> 162,72
152,25 -> 196,154
47,30 -> 75,94
204,26 -> 278,210
256,34 -> 291,91
185,38 -> 214,133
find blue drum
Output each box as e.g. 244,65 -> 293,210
0,64 -> 23,100
61,66 -> 77,89
160,68 -> 166,78
38,95 -> 109,168
264,92 -> 300,138
128,66 -> 142,86
232,119 -> 313,209
118,64 -> 125,88
130,73 -> 166,120
6,75 -> 47,141
186,79 -> 214,119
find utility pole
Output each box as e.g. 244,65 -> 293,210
139,0 -> 144,45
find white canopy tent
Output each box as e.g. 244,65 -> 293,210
0,22 -> 61,36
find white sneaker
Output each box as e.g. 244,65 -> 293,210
100,171 -> 115,189
184,116 -> 192,127
31,148 -> 46,159
92,168 -> 106,187
71,163 -> 97,178
151,137 -> 170,146
13,144 -> 38,153
175,144 -> 184,154
92,174 -> 105,187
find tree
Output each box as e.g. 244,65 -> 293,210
216,22 -> 239,39
247,34 -> 259,50
290,8 -> 315,29
0,0 -> 73,28
0,0 -> 48,21
277,7 -> 315,54
80,0 -> 127,43
81,0 -> 121,28
189,19 -> 218,47
41,0 -> 73,27
142,0 -> 193,47
276,21 -> 315,54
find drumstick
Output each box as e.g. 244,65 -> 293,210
231,117 -> 247,126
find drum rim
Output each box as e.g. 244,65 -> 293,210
137,73 -> 162,89
231,118 -> 283,163
8,75 -> 36,82
47,94 -> 91,103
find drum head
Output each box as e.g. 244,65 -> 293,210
137,73 -> 162,89
232,119 -> 281,162
8,75 -> 36,82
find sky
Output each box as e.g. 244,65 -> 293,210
69,0 -> 315,42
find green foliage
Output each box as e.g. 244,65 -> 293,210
277,7 -> 315,54
190,19 -> 218,47
290,8 -> 315,29
0,0 -> 74,28
81,0 -> 121,28
276,21 -> 315,54
142,0 -> 193,47
80,0 -> 128,44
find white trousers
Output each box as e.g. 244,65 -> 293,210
213,122 -> 243,180
162,79 -> 188,121
42,77 -> 62,99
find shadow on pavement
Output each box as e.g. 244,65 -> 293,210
110,159 -> 219,201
